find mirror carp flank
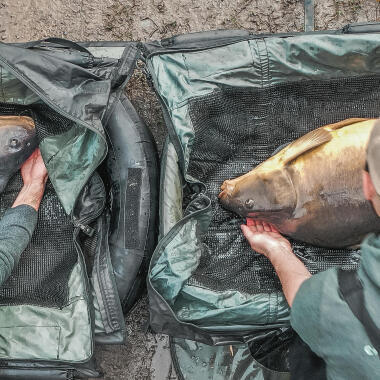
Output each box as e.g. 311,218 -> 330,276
220,119 -> 380,248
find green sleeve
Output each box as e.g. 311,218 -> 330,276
0,205 -> 38,286
290,271 -> 328,357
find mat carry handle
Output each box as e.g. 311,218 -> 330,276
22,37 -> 93,56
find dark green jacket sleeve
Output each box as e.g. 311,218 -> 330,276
290,271 -> 325,356
0,205 -> 37,286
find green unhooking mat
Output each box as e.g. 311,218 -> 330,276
145,27 -> 380,376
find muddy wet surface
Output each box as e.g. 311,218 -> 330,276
1,0 -> 379,378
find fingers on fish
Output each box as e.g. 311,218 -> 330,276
270,224 -> 279,233
246,218 -> 279,233
262,222 -> 272,232
218,190 -> 226,199
246,218 -> 255,226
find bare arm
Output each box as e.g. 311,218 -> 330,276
241,219 -> 311,307
12,149 -> 48,211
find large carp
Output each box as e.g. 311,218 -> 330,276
0,116 -> 37,193
219,118 -> 380,248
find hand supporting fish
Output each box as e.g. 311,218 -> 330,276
0,116 -> 38,193
220,118 -> 380,248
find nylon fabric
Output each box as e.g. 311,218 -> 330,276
0,43 -> 110,214
148,32 -> 380,169
0,263 -> 92,362
0,43 -> 110,130
150,34 -> 380,111
40,126 -> 106,215
150,187 -> 291,327
0,67 -> 39,105
171,337 -> 291,380
0,39 -> 141,368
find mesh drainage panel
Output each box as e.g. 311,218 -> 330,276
185,75 -> 380,295
0,104 -> 77,308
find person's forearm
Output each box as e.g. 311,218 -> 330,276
0,205 -> 37,285
12,181 -> 46,211
268,249 -> 311,307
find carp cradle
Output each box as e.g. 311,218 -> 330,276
145,25 -> 380,378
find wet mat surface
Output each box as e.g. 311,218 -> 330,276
0,104 -> 77,308
185,76 -> 380,294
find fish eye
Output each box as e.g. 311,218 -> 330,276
245,199 -> 254,209
9,138 -> 20,148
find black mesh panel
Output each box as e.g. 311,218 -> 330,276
0,103 -> 77,308
0,174 -> 77,308
185,75 -> 379,294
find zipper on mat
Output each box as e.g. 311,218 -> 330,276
95,214 -> 125,334
72,180 -> 124,334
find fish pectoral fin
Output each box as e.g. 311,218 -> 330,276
280,128 -> 332,165
325,118 -> 370,131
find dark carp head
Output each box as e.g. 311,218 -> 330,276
0,116 -> 37,193
219,165 -> 296,222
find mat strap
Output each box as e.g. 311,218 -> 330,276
338,269 -> 380,353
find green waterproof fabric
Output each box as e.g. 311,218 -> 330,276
171,338 -> 290,380
0,67 -> 40,105
151,141 -> 289,328
0,67 -> 106,215
0,43 -> 109,214
0,262 -> 92,361
40,127 -> 106,214
149,32 -> 380,330
150,34 -> 380,170
0,41 -> 120,363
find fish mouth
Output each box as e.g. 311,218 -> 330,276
219,191 -> 248,217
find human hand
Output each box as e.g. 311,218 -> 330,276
12,149 -> 48,211
20,149 -> 48,187
241,219 -> 293,260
